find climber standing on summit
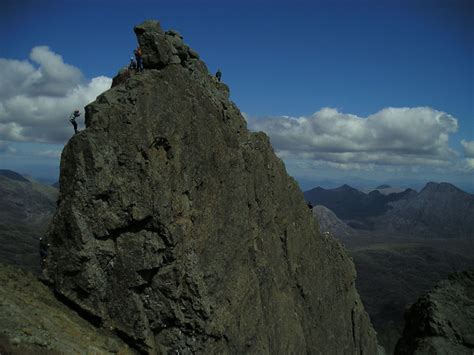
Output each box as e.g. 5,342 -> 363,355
215,68 -> 222,82
69,110 -> 80,134
134,46 -> 143,72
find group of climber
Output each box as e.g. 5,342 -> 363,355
127,46 -> 223,82
129,46 -> 144,72
67,45 -> 224,135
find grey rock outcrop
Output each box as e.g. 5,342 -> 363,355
395,270 -> 474,354
44,20 -> 377,354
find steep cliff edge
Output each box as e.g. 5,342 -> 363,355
44,20 -> 378,354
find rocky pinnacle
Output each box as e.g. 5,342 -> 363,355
45,20 -> 378,354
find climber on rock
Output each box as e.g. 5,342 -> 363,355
134,46 -> 143,72
129,56 -> 137,70
39,237 -> 49,268
215,68 -> 222,82
69,110 -> 80,134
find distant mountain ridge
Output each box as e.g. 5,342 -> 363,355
375,182 -> 474,238
305,182 -> 474,238
0,169 -> 29,183
304,184 -> 416,221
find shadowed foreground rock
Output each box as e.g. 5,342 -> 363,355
44,20 -> 378,354
395,271 -> 474,354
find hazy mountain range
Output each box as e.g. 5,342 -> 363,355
305,181 -> 474,352
305,182 -> 474,239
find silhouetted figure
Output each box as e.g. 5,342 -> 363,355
215,69 -> 222,82
69,110 -> 80,134
134,47 -> 143,72
307,201 -> 313,209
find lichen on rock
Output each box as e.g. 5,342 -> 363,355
44,19 -> 378,354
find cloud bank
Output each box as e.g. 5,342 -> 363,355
248,107 -> 460,170
0,46 -> 112,144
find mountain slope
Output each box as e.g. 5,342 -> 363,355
44,20 -> 378,354
0,172 -> 57,273
0,263 -> 133,354
0,169 -> 29,182
312,205 -> 354,237
305,182 -> 474,238
375,182 -> 474,238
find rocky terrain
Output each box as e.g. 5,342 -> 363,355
0,262 -> 133,354
0,170 -> 57,274
40,20 -> 378,354
395,271 -> 474,354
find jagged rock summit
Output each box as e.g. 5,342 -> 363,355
45,20 -> 377,354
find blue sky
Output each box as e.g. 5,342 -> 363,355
0,0 -> 473,190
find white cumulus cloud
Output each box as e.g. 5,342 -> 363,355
248,107 -> 459,168
461,140 -> 474,158
0,46 -> 112,144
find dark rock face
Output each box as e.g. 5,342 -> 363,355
395,271 -> 474,354
45,20 -> 377,354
